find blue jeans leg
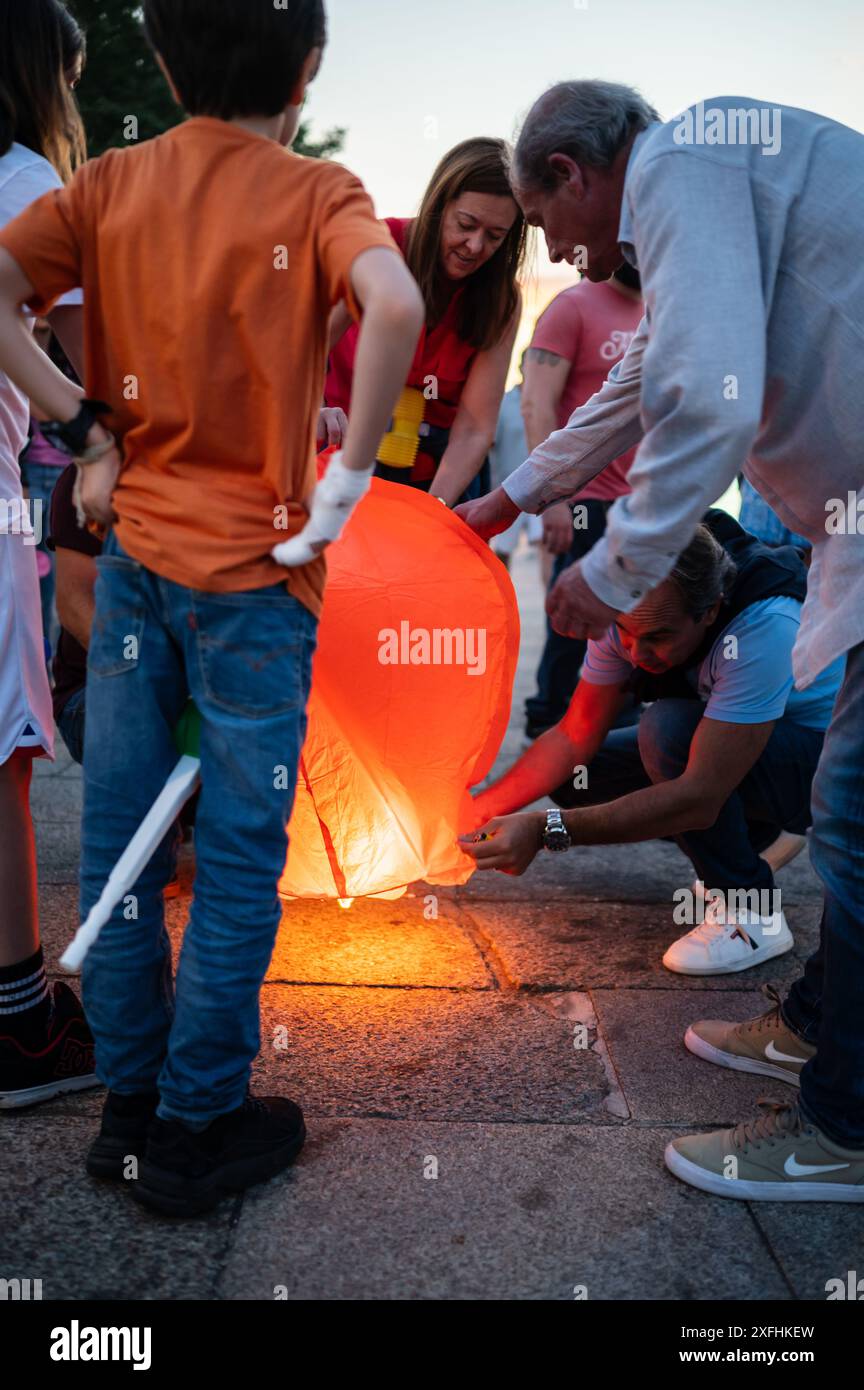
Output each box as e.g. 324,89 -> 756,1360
80,541 -> 188,1094
80,536 -> 318,1124
157,583 -> 317,1125
789,643 -> 864,1147
22,460 -> 61,647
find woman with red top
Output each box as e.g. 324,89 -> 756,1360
326,137 -> 527,507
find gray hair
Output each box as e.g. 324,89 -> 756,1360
512,80 -> 660,190
669,526 -> 737,621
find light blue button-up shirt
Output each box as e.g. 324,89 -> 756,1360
504,97 -> 864,688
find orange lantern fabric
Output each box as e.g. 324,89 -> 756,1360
279,472 -> 520,902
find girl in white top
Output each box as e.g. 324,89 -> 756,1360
0,0 -> 97,1108
0,143 -> 83,763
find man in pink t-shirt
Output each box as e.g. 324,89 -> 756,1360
523,262 -> 643,735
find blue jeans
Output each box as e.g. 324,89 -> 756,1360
552,699 -> 825,893
21,459 -> 62,648
80,533 -> 317,1125
783,642 -> 864,1147
739,479 -> 810,551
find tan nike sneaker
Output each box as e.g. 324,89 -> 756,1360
666,1101 -> 864,1201
684,985 -> 815,1086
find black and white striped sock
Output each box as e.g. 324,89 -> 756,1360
0,947 -> 51,1029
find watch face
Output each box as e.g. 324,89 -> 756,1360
543,827 -> 571,852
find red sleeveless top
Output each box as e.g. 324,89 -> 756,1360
325,217 -> 479,482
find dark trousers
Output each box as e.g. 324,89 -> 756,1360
375,458 -> 491,505
551,699 -> 824,894
526,499 -> 611,731
56,686 -> 87,764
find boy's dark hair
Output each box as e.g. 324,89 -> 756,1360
669,525 -> 737,621
142,0 -> 326,121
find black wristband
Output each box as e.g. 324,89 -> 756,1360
42,399 -> 112,457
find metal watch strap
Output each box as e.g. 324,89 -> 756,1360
543,808 -> 572,851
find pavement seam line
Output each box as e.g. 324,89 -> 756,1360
261,979 -> 493,992
585,988 -> 632,1120
453,905 -> 518,992
744,1203 -> 800,1300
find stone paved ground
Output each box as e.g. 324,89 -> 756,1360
2,543 -> 860,1302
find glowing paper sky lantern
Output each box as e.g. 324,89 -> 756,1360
60,471 -> 520,974
279,475 -> 520,904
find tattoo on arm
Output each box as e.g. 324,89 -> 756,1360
525,348 -> 566,368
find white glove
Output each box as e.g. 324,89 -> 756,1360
272,452 -> 374,568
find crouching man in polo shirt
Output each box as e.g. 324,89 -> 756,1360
464,513 -> 843,979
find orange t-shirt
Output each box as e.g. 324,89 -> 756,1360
0,118 -> 396,615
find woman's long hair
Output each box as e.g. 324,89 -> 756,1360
406,137 -> 527,352
0,0 -> 86,182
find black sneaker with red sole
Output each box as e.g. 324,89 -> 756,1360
0,981 -> 101,1110
86,1090 -> 160,1180
132,1093 -> 306,1218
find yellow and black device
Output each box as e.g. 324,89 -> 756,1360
376,386 -> 427,469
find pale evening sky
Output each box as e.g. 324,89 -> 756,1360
300,0 -> 862,503
304,0 -> 863,295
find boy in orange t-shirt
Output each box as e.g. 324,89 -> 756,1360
0,0 -> 423,1216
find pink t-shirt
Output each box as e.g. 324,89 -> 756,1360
529,278 -> 643,502
25,418 -> 68,468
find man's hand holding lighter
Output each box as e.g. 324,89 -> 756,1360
459,811 -> 547,876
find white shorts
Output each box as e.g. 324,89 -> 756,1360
0,491 -> 54,766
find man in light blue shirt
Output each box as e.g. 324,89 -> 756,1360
468,518 -> 840,975
459,82 -> 864,1201
584,595 -> 838,730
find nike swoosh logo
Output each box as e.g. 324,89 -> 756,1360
765,1042 -> 804,1064
784,1155 -> 851,1177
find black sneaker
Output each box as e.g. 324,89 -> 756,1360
132,1094 -> 306,1218
86,1090 -> 160,1181
0,981 -> 101,1110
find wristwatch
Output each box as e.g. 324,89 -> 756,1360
542,808 -> 572,852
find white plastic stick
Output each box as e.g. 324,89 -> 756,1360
60,754 -> 202,973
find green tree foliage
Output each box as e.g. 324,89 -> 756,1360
297,121 -> 347,161
70,2 -> 345,160
70,1 -> 179,154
